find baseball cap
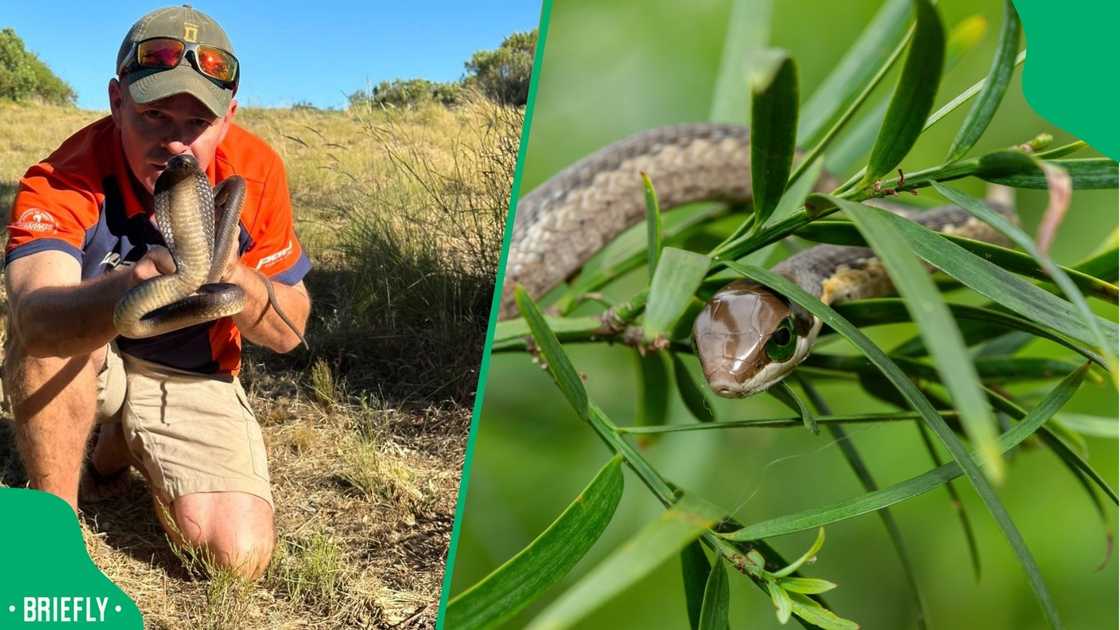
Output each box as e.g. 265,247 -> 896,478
115,5 -> 237,118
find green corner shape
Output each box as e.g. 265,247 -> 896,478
0,489 -> 142,628
1013,0 -> 1120,160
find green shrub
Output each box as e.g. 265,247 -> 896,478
0,28 -> 76,105
347,78 -> 464,110
463,30 -> 537,106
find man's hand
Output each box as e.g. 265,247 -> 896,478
128,245 -> 178,288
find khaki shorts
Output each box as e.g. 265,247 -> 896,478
96,344 -> 273,508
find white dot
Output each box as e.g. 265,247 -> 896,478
7,605 -> 13,613
114,605 -> 122,613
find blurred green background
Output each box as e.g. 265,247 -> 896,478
447,1 -> 1119,628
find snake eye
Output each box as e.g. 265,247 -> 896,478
765,318 -> 797,362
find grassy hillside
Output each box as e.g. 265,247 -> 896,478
0,98 -> 519,628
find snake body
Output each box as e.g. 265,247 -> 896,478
503,123 -> 1014,396
113,154 -> 247,338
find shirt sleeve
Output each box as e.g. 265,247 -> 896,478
5,163 -> 98,266
240,155 -> 311,285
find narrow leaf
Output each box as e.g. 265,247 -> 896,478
798,0 -> 911,145
978,155 -> 1119,189
794,219 -> 1118,303
494,315 -> 604,352
681,542 -> 710,630
773,528 -> 827,578
718,262 -> 1069,628
642,172 -> 664,274
672,352 -> 717,423
788,593 -> 860,630
699,558 -> 730,630
446,457 -> 625,630
768,579 -> 793,625
828,299 -> 1105,368
843,204 -> 1120,350
1056,413 -> 1119,439
750,49 -> 799,227
528,494 -> 724,630
514,286 -> 589,415
644,247 -> 712,341
862,0 -> 946,185
931,182 -> 1118,378
835,197 -> 1003,482
721,364 -> 1087,539
780,577 -> 839,595
770,381 -> 818,434
946,0 -> 1021,161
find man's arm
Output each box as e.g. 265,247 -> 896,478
6,248 -> 175,358
224,262 -> 310,353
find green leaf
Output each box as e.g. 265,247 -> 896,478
1074,245 -> 1119,282
680,542 -> 710,630
717,262 -> 1068,628
827,299 -> 1105,368
797,0 -> 911,145
773,528 -> 827,578
839,203 -> 1120,351
788,593 -> 860,630
794,219 -> 1118,303
514,286 -> 589,416
493,315 -> 604,352
635,350 -> 672,438
768,579 -> 793,625
780,577 -> 839,595
770,381 -> 818,435
835,197 -> 1003,482
826,12 -> 992,176
642,172 -> 664,274
931,182 -> 1119,377
644,247 -> 711,341
710,0 -> 772,123
672,352 -> 717,423
1056,413 -> 1119,439
720,364 -> 1087,539
446,456 -> 625,630
750,49 -> 799,227
528,493 -> 725,630
946,0 -> 1021,161
698,558 -> 730,630
862,0 -> 946,186
978,155 -> 1119,189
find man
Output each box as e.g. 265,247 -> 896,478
3,6 -> 310,581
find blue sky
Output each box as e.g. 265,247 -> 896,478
3,1 -> 543,110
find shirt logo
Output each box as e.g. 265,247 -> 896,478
13,208 -> 58,234
255,240 -> 293,271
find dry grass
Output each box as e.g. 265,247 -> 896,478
0,97 -> 516,628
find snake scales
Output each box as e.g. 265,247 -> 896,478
114,154 -> 307,347
501,123 -> 1013,396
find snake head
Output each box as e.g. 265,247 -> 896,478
692,280 -> 820,398
156,154 -> 202,190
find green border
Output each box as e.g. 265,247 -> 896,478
433,0 -> 555,626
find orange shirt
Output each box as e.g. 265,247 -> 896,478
6,116 -> 310,375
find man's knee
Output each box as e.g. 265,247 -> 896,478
167,493 -> 275,580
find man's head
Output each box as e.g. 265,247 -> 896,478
109,5 -> 239,194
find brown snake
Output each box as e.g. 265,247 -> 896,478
114,154 -> 308,348
501,123 -> 1013,397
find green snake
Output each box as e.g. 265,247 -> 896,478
501,123 -> 1013,397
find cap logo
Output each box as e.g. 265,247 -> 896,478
183,22 -> 199,43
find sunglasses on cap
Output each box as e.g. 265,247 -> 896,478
117,37 -> 239,91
